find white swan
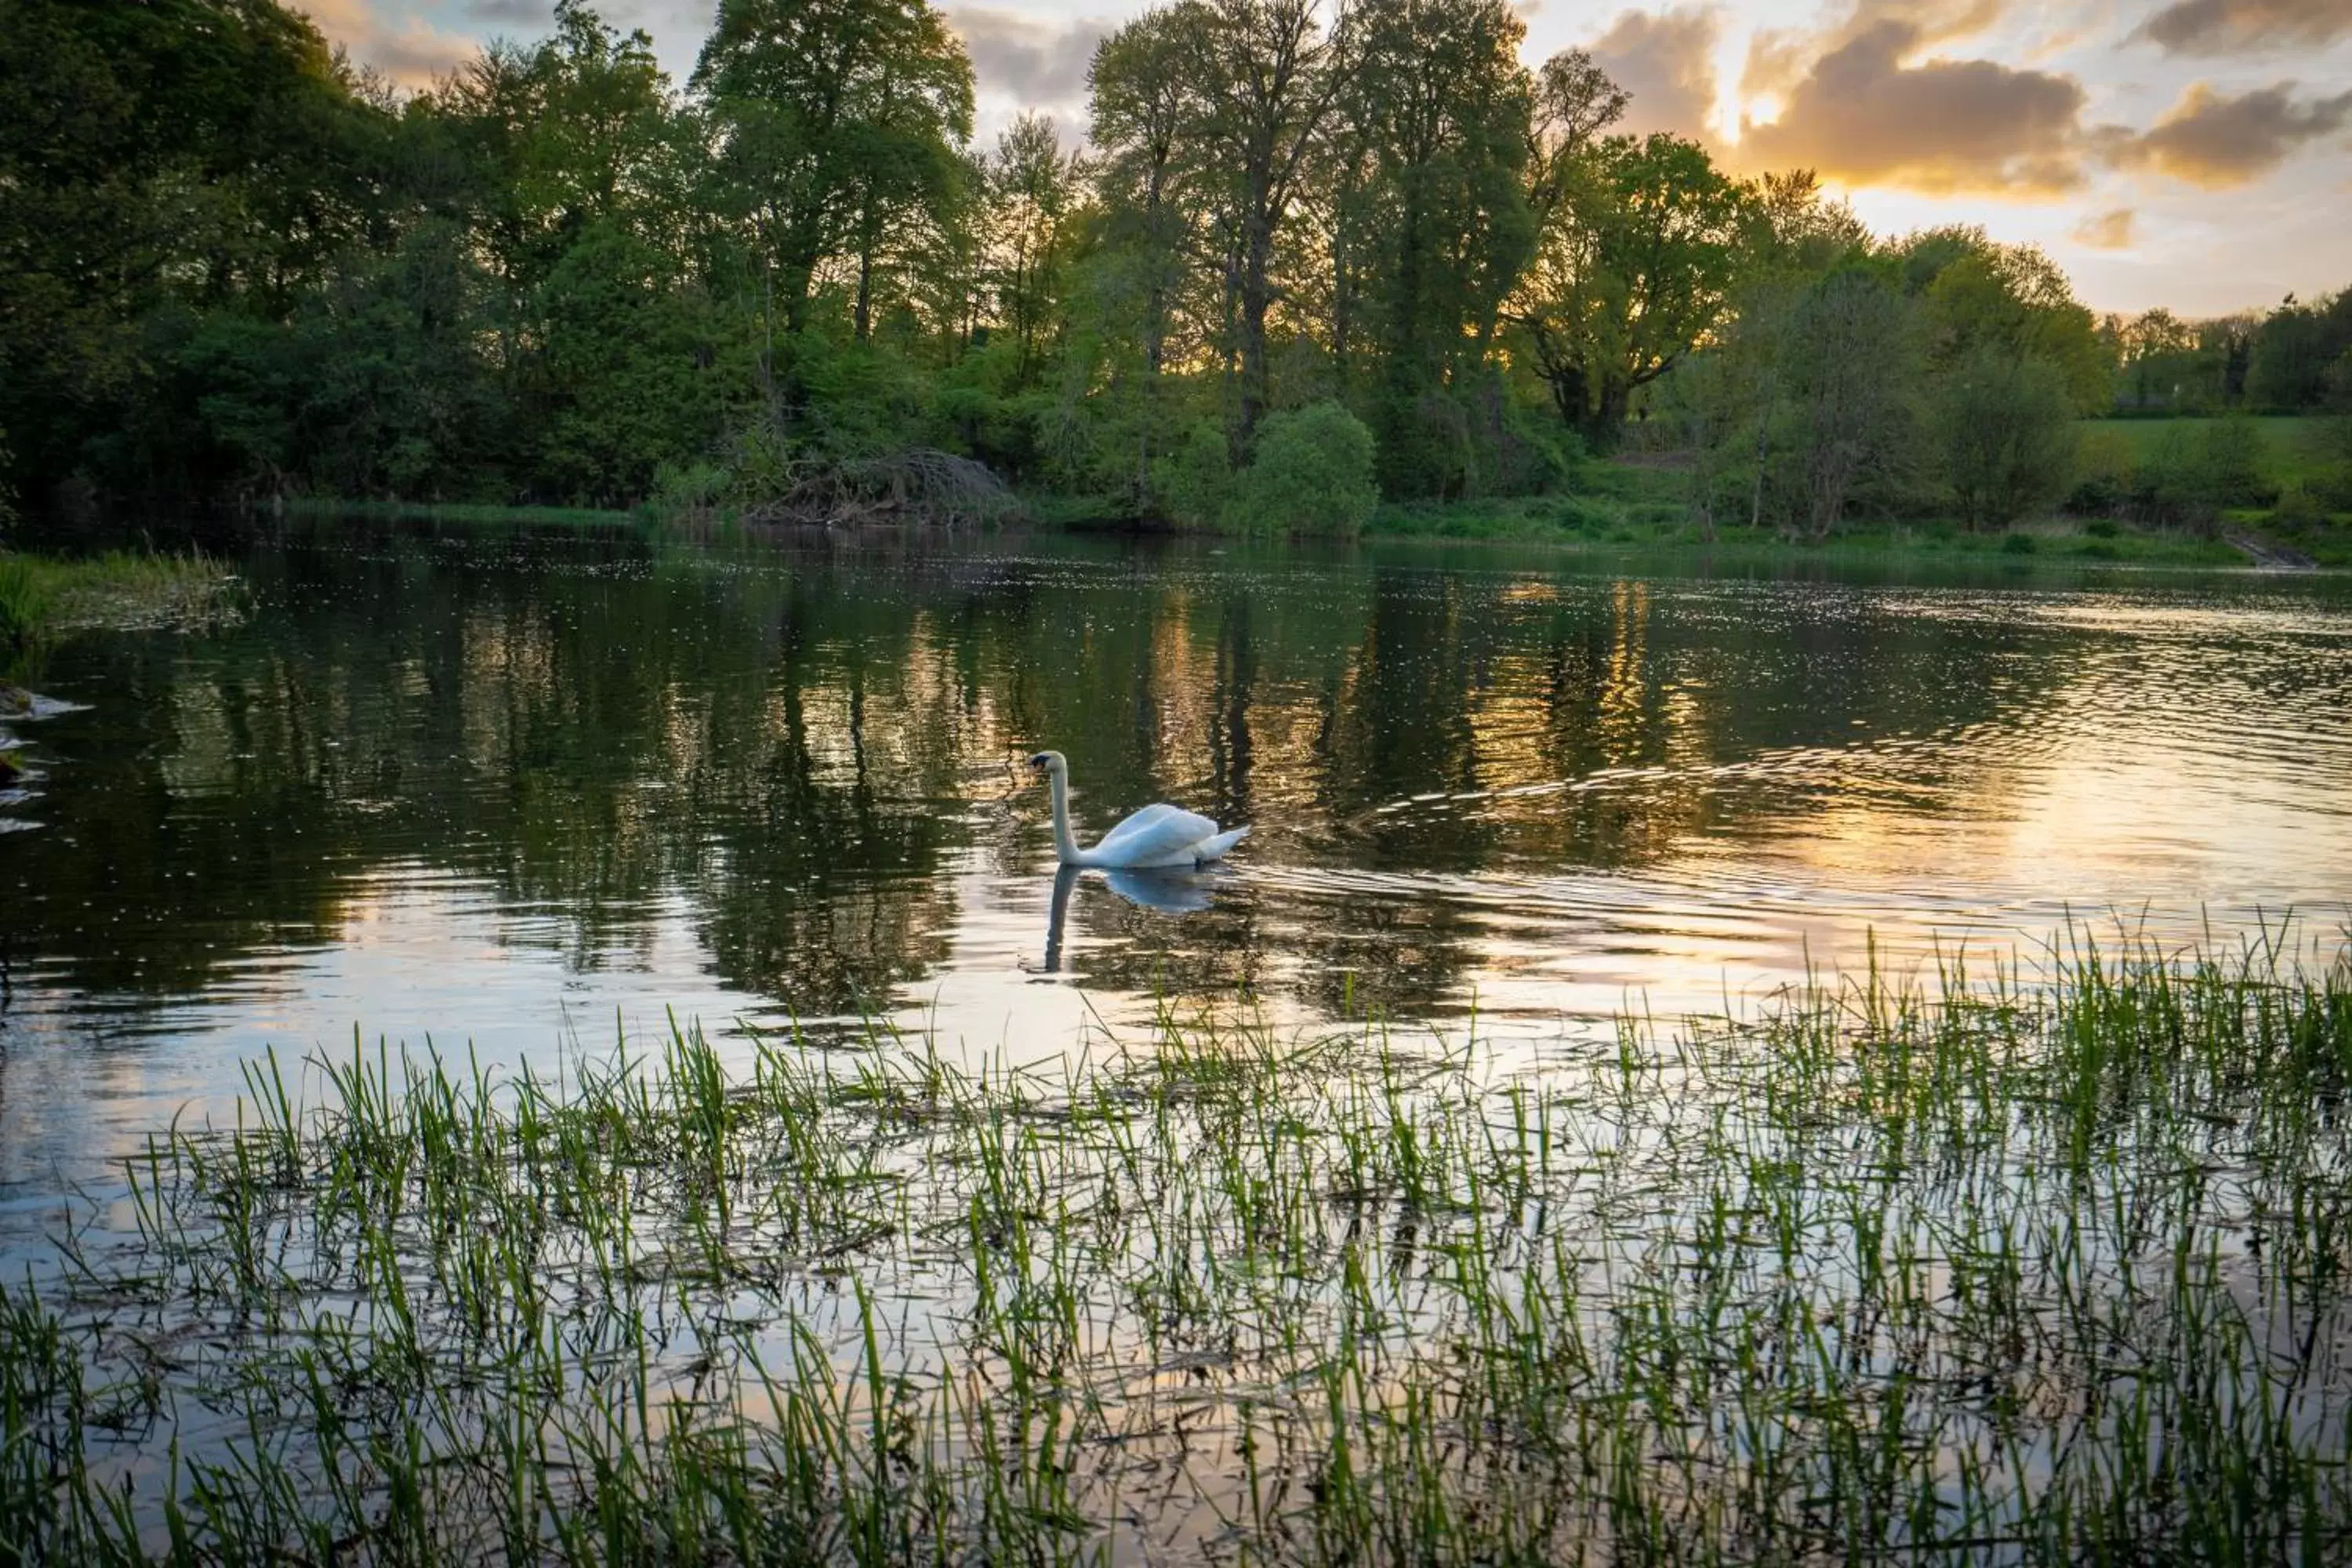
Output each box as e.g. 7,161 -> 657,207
1027,751 -> 1250,869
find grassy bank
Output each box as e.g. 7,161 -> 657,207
8,934 -> 2352,1562
279,497 -> 645,530
1368,491 -> 2250,566
0,549 -> 237,666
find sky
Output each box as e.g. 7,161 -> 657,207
301,0 -> 2352,318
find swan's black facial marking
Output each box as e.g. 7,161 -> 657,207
1027,753 -> 1049,771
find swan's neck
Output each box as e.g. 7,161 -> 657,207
1047,769 -> 1083,866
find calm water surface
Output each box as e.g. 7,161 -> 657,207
5,531 -> 2350,1232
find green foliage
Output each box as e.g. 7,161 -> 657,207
1224,401 -> 1380,537
1936,347 -> 2078,530
1775,266 -> 1923,539
2248,290 -> 2352,412
694,0 -> 975,342
1512,127 -> 1749,450
1155,421 -> 1235,530
5,0 -> 2343,536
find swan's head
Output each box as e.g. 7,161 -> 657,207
1025,750 -> 1068,779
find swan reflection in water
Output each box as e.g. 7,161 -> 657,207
1039,861 -> 1231,972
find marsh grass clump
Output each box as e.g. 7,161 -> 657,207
0,550 -> 237,669
9,934 -> 2352,1563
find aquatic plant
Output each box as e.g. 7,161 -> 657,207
0,550 -> 235,670
6,931 -> 2352,1563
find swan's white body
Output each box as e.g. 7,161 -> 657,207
1028,751 -> 1250,869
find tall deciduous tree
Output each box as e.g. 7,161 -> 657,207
1512,124 -> 1747,448
1181,0 -> 1347,445
983,114 -> 1081,388
1339,0 -> 1534,494
694,0 -> 974,351
1782,266 -> 1920,540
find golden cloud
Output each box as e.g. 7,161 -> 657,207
2110,82 -> 2352,187
1586,7 -> 1721,140
1737,21 -> 2091,194
2070,208 -> 2137,249
296,0 -> 479,86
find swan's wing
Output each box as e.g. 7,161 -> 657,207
1091,801 -> 1184,851
1091,802 -> 1219,866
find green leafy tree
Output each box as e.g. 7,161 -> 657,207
1780,267 -> 1921,540
2249,290 -> 2352,412
1903,231 -> 2107,412
1338,0 -> 1534,495
1510,105 -> 1748,450
695,0 -> 975,349
982,114 -> 1082,390
1935,345 -> 2077,531
0,0 -> 372,502
1178,0 -> 1347,445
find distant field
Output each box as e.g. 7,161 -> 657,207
2084,414 -> 2338,485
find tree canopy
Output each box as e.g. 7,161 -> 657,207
2,0 -> 2340,533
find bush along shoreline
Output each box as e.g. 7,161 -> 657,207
9,932 -> 2352,1561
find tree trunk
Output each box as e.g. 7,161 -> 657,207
1236,209 -> 1274,445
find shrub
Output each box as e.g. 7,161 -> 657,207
2194,416 -> 2275,509
1935,347 -> 2077,530
2064,427 -> 2137,517
2271,485 -> 2330,529
1225,401 -> 1378,538
1154,421 -> 1232,529
2303,461 -> 2352,515
1553,495 -> 1617,532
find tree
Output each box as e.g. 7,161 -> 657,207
2249,290 -> 2352,412
982,114 -> 1081,389
1084,9 -> 1218,504
694,0 -> 975,350
2114,308 -> 2201,411
1511,127 -> 1748,448
0,0 -> 373,499
1179,0 -> 1347,445
1935,344 -> 2076,531
1780,267 -> 1920,540
1902,231 -> 2107,412
1338,0 -> 1534,495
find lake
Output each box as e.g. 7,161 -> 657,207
5,529 -> 2350,1236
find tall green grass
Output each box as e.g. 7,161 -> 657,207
8,932 -> 2352,1563
0,550 -> 236,668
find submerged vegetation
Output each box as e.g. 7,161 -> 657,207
9,934 -> 2352,1561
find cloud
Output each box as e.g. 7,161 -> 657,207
1738,20 -> 2092,194
2071,208 -> 2137,248
1743,0 -> 2009,99
296,0 -> 479,85
947,8 -> 1109,113
466,0 -> 551,25
2108,82 -> 2352,187
2136,0 -> 2352,54
1586,7 -> 1720,140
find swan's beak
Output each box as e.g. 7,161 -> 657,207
1025,752 -> 1048,774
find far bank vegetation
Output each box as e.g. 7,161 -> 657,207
3,0 -> 2347,544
